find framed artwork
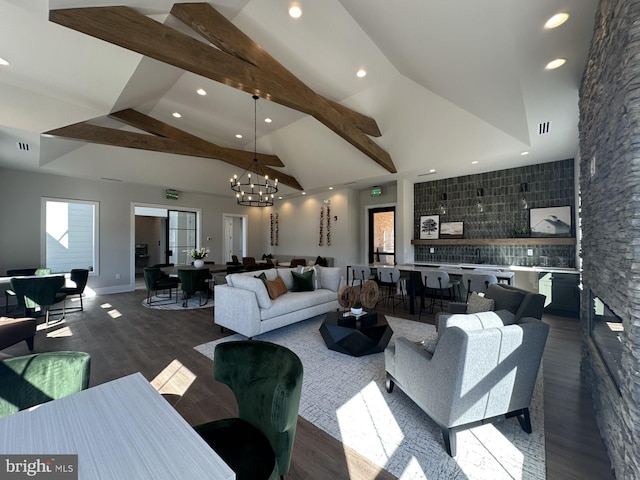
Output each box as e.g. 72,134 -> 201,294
440,221 -> 464,239
530,206 -> 572,237
419,215 -> 440,240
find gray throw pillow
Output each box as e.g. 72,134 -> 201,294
467,292 -> 495,313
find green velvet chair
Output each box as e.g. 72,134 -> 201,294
59,269 -> 90,312
195,341 -> 304,480
4,268 -> 47,314
10,276 -> 66,325
143,267 -> 180,304
177,268 -> 211,307
0,351 -> 91,418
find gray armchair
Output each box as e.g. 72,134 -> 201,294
436,283 -> 546,331
385,313 -> 549,456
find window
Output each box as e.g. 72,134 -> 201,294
43,198 -> 98,274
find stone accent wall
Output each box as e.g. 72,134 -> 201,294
579,0 -> 640,478
413,159 -> 575,266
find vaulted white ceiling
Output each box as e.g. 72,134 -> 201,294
0,0 -> 597,198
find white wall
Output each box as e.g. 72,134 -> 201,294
0,168 -> 265,294
263,188 -> 361,268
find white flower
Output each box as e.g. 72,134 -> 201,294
185,247 -> 209,259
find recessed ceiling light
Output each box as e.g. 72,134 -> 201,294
0,57 -> 9,66
329,187 -> 334,190
545,13 -> 569,29
235,134 -> 243,139
196,88 -> 207,96
172,112 -> 182,118
264,118 -> 272,123
521,151 -> 530,156
429,169 -> 436,173
472,161 -> 479,164
289,4 -> 302,18
545,58 -> 566,70
278,196 -> 283,200
301,192 -> 306,195
356,68 -> 367,78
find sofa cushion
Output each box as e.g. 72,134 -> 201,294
486,285 -> 525,314
443,311 -> 504,333
495,309 -> 517,325
277,268 -> 296,290
318,266 -> 342,292
292,271 -> 314,292
265,276 -> 288,299
315,256 -> 329,267
231,275 -> 272,309
467,293 -> 495,313
260,289 -> 336,320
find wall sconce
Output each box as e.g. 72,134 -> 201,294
438,193 -> 447,215
520,183 -> 529,210
476,188 -> 484,213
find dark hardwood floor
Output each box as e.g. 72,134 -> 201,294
2,285 -> 615,480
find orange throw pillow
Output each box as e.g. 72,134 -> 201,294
265,276 -> 288,299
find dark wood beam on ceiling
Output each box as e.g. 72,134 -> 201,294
44,121 -> 303,191
49,4 -> 396,174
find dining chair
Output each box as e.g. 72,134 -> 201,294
10,276 -> 67,325
177,268 -> 211,307
4,268 -> 46,314
195,340 -> 303,480
0,351 -> 91,418
58,268 -> 89,312
143,267 -> 180,304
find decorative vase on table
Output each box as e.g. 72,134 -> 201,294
193,259 -> 205,268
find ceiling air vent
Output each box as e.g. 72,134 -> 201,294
538,121 -> 551,135
16,141 -> 30,151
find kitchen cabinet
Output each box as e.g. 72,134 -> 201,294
538,272 -> 579,317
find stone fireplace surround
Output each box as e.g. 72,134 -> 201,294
579,0 -> 640,478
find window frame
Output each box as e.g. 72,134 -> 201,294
41,197 -> 99,275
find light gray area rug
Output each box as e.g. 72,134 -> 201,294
142,293 -> 213,310
195,316 -> 545,480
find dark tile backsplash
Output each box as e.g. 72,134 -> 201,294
413,159 -> 576,266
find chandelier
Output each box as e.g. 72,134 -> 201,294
230,95 -> 278,207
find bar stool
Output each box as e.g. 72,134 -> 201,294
420,270 -> 455,319
351,265 -> 374,287
378,267 -> 405,313
462,272 -> 498,301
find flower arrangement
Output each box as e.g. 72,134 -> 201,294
186,247 -> 210,259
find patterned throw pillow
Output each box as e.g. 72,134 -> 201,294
467,292 -> 495,314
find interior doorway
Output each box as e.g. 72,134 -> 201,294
223,214 -> 247,263
368,206 -> 396,264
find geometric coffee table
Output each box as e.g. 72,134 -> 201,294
319,311 -> 393,357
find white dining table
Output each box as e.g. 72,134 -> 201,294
0,372 -> 235,480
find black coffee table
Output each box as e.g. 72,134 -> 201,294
319,311 -> 393,357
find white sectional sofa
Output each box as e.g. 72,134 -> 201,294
214,266 -> 344,338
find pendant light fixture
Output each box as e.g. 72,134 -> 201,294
230,95 -> 278,207
438,193 -> 447,215
476,188 -> 484,213
520,183 -> 529,210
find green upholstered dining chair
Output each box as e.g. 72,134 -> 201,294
195,341 -> 304,480
143,267 -> 180,304
10,276 -> 66,325
0,351 -> 91,418
177,268 -> 211,307
4,268 -> 47,314
58,269 -> 89,312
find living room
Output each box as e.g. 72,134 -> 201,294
1,0 -> 638,479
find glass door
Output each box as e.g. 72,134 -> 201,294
368,207 -> 395,264
167,210 -> 197,265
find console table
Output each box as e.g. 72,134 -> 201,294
0,373 -> 235,480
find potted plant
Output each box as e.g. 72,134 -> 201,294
186,247 -> 210,268
350,298 -> 363,315
513,226 -> 530,238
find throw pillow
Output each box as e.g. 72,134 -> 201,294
317,266 -> 342,292
467,292 -> 495,314
315,255 -> 329,267
291,270 -> 314,292
486,286 -> 525,315
231,275 -> 272,309
265,276 -> 288,299
254,271 -> 268,290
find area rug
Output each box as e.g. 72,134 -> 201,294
142,293 -> 213,310
195,316 -> 545,480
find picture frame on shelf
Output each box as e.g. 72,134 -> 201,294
530,206 -> 572,237
419,215 -> 440,240
440,221 -> 464,239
